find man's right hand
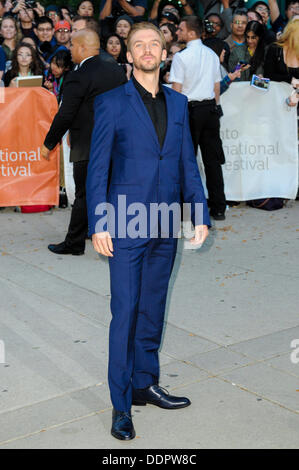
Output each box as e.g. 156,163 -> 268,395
92,232 -> 114,257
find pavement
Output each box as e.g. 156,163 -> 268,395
0,200 -> 299,449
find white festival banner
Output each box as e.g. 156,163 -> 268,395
198,81 -> 298,201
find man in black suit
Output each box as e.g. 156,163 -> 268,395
41,29 -> 127,255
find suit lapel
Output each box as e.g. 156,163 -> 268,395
161,86 -> 175,153
125,80 -> 160,150
125,80 -> 176,154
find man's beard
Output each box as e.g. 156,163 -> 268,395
134,55 -> 161,72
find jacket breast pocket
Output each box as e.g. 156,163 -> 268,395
109,183 -> 141,195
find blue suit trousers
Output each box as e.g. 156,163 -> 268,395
108,236 -> 178,412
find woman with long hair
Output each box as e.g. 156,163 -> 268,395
104,33 -> 127,64
264,18 -> 299,82
44,49 -> 72,103
4,41 -> 43,86
104,33 -> 131,80
228,20 -> 266,80
159,22 -> 178,51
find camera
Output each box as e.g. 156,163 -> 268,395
25,0 -> 37,8
203,19 -> 214,35
12,0 -> 37,8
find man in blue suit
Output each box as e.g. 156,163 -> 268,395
86,22 -> 210,441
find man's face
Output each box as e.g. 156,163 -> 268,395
55,27 -> 71,46
35,22 -> 54,42
231,15 -> 248,36
116,20 -> 131,39
254,4 -> 270,24
176,21 -> 189,43
127,29 -> 166,73
47,10 -> 60,25
71,19 -> 86,36
70,36 -> 82,64
207,15 -> 222,36
286,2 -> 299,20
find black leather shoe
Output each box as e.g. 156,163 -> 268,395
132,384 -> 191,409
111,409 -> 135,441
210,211 -> 226,221
48,241 -> 84,256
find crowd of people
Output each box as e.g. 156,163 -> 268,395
0,0 -> 298,89
0,0 -> 298,215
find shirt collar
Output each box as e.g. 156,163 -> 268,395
187,38 -> 202,48
132,75 -> 164,99
79,55 -> 94,68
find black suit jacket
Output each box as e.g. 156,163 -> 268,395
44,55 -> 127,162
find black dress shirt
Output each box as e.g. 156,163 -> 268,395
132,75 -> 167,149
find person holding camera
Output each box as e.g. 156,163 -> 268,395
149,1 -> 193,24
202,13 -> 224,39
11,0 -> 44,18
200,0 -> 244,39
99,0 -> 147,22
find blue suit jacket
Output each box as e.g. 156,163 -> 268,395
86,79 -> 210,238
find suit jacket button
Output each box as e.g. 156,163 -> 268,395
159,156 -> 163,160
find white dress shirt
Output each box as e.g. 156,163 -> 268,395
169,39 -> 221,101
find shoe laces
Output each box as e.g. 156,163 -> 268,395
154,385 -> 170,396
115,411 -> 131,423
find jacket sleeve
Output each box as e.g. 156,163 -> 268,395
44,72 -> 89,150
179,97 -> 211,228
86,93 -> 116,236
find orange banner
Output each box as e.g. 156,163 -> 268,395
0,88 -> 59,206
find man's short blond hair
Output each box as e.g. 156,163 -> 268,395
126,21 -> 167,52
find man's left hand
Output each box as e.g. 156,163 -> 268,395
41,144 -> 50,160
190,225 -> 209,246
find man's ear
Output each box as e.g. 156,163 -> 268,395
126,50 -> 133,64
162,48 -> 167,62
